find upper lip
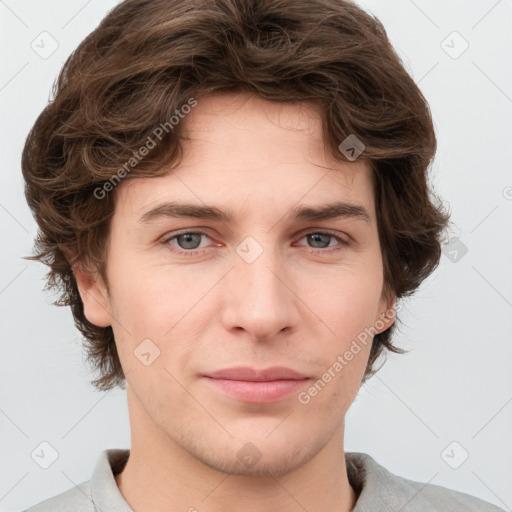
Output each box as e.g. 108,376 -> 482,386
203,366 -> 309,381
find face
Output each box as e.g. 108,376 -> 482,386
77,92 -> 394,477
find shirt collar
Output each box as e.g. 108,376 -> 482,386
90,448 -> 132,511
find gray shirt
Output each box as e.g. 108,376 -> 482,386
23,448 -> 505,511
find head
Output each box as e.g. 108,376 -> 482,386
22,0 -> 449,475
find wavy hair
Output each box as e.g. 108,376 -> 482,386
22,0 -> 450,390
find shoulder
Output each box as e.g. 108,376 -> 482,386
22,481 -> 94,512
346,452 -> 505,512
22,448 -> 130,512
399,473 -> 505,511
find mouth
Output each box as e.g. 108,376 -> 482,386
201,366 -> 311,403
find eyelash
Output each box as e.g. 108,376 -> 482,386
161,230 -> 349,256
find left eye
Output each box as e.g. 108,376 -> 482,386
299,232 -> 344,249
162,231 -> 347,254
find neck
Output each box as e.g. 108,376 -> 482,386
115,388 -> 357,512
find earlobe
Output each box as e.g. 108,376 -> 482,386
73,266 -> 112,328
374,295 -> 397,334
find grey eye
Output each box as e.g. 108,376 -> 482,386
307,233 -> 332,248
175,233 -> 204,249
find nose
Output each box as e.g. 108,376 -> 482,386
221,239 -> 299,341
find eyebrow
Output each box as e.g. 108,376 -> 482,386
138,200 -> 371,224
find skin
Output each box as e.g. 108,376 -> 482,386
75,91 -> 395,512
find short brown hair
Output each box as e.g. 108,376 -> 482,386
22,0 -> 449,391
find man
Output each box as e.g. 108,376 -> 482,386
21,0 -> 504,510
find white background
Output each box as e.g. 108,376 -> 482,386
1,1 -> 511,511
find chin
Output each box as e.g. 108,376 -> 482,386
184,432 -> 328,478
198,450 -> 311,478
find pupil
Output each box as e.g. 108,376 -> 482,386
175,233 -> 331,250
179,233 -> 201,249
309,233 -> 329,248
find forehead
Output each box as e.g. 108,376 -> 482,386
116,92 -> 375,219
179,92 -> 337,170
185,91 -> 322,131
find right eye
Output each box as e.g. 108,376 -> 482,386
162,230 -> 214,254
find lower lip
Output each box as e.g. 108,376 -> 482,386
202,377 -> 310,403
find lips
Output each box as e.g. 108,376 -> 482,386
201,366 -> 310,403
203,366 -> 308,382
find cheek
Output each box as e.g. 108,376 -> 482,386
106,260 -> 209,371
306,266 -> 383,341
108,253 -> 182,321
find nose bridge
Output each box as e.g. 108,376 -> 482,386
235,233 -> 286,302
223,233 -> 295,339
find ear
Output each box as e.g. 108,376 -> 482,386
373,289 -> 397,335
73,264 -> 112,328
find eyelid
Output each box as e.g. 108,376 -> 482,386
294,227 -> 351,244
294,231 -> 351,253
161,228 -> 350,255
161,229 -> 215,248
